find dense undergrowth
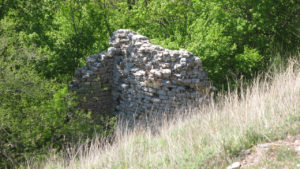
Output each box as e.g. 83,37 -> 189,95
0,0 -> 299,168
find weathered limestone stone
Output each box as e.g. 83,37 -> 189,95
161,69 -> 171,78
70,29 -> 213,123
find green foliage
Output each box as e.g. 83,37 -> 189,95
111,0 -> 192,47
187,0 -> 299,88
39,0 -> 110,78
1,0 -> 112,79
110,0 -> 299,89
0,40 -> 115,168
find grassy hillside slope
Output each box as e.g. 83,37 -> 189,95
29,60 -> 299,169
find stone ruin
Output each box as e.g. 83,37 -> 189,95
70,29 -> 212,122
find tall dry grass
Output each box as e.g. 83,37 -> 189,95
26,60 -> 300,169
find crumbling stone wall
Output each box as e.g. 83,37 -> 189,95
70,51 -> 115,122
70,29 -> 211,121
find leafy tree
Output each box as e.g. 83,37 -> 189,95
0,18 -> 115,168
187,0 -> 299,88
0,55 -> 114,168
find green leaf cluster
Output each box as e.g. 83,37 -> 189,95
109,0 -> 299,88
0,26 -> 115,168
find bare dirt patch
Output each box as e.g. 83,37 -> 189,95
240,134 -> 300,168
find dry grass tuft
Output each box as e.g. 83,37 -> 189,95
26,60 -> 300,169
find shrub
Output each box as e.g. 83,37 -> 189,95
0,56 -> 114,168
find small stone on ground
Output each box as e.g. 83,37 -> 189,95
226,162 -> 241,169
